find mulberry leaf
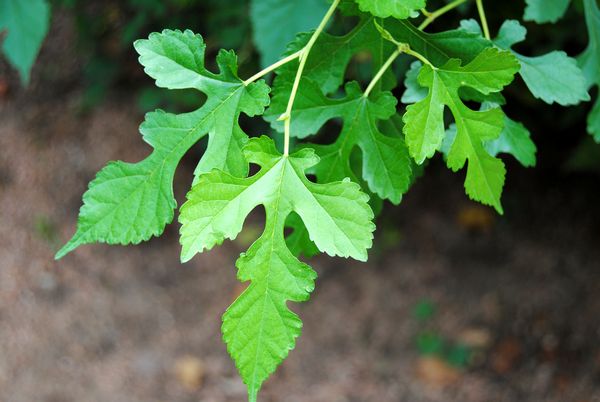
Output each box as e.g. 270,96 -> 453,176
179,136 -> 375,402
56,30 -> 270,258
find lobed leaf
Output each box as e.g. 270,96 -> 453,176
403,48 -> 520,213
56,30 -> 270,258
179,137 -> 375,401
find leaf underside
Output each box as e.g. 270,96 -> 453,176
179,136 -> 375,401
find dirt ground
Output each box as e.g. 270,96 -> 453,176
2,11 -> 600,402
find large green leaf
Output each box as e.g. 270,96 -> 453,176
579,0 -> 600,141
56,30 -> 269,259
403,48 -> 520,213
524,0 -> 571,23
250,0 -> 329,67
0,0 -> 50,84
179,136 -> 374,402
354,0 -> 425,19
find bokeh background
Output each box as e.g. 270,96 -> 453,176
1,1 -> 600,401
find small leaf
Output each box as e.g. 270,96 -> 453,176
179,137 -> 375,401
0,0 -> 50,85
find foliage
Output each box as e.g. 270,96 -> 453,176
55,0 -> 596,400
0,0 -> 50,85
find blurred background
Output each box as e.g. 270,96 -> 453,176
1,1 -> 600,401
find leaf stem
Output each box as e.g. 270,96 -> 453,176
243,50 -> 303,86
364,43 -> 434,98
364,47 -> 403,98
475,0 -> 491,39
418,0 -> 468,30
279,0 -> 340,156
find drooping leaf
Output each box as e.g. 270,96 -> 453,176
579,0 -> 600,141
354,0 -> 425,19
56,30 -> 270,258
404,64 -> 535,168
462,19 -> 589,106
250,0 -> 329,67
0,0 -> 50,84
403,48 -> 520,213
179,136 -> 375,402
524,0 -> 571,23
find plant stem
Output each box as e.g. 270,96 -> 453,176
418,0 -> 468,30
243,50 -> 303,86
279,0 -> 340,156
364,43 -> 434,98
475,0 -> 491,39
364,47 -> 403,98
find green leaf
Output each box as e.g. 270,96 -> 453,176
179,136 -> 375,401
476,20 -> 590,106
406,65 -> 534,169
524,0 -> 571,23
272,16 -> 395,97
0,0 -> 50,85
579,0 -> 600,141
250,0 -> 329,67
484,116 -> 537,168
403,48 -> 520,213
56,30 -> 270,259
310,83 -> 413,204
354,0 -> 425,19
268,78 -> 412,204
385,19 -> 491,66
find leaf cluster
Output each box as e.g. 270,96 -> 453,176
56,0 -> 596,401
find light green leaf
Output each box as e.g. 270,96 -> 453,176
250,0 -> 329,67
0,0 -> 50,85
56,30 -> 269,259
179,136 -> 375,401
403,48 -> 520,213
524,0 -> 571,23
407,62 -> 536,169
355,0 -> 425,19
579,0 -> 600,141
